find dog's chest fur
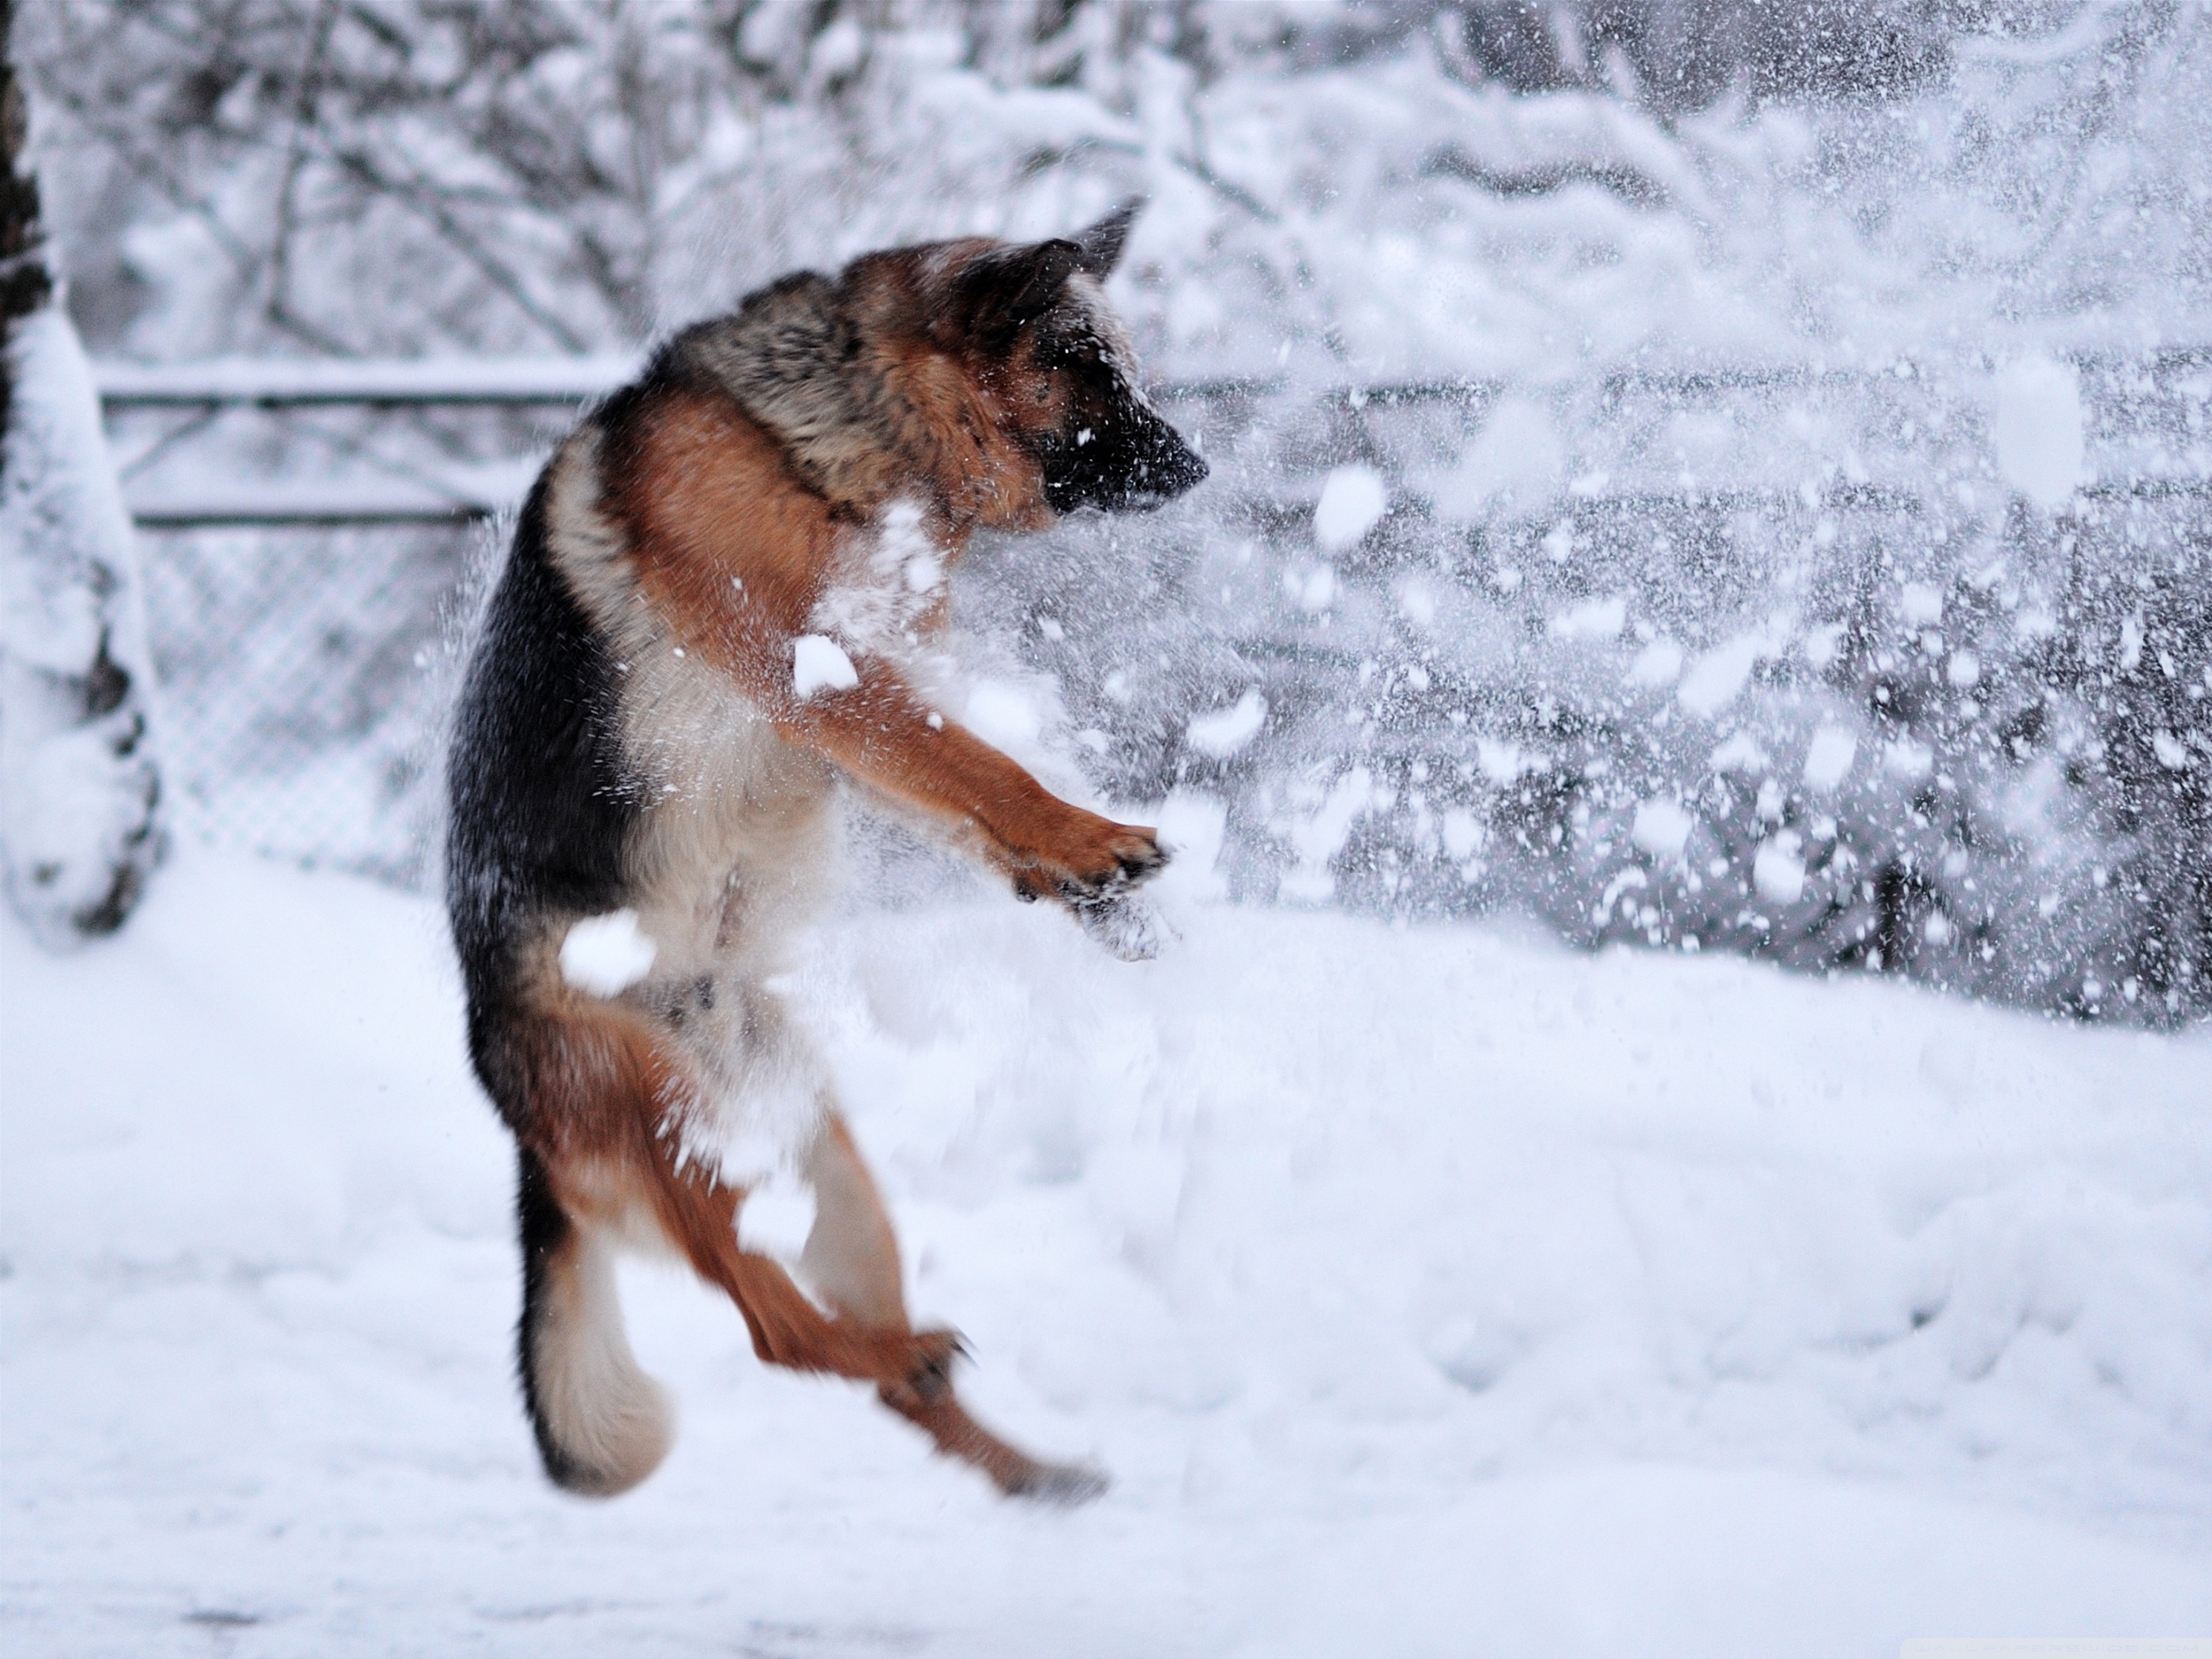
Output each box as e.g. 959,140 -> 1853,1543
534,427 -> 963,1020
532,423 -> 827,983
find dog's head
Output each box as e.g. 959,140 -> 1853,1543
926,203 -> 1208,517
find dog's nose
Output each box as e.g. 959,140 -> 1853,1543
1139,428 -> 1208,498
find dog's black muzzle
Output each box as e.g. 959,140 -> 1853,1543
1042,404 -> 1209,514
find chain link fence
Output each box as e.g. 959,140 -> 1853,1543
110,387 -> 575,886
137,521 -> 476,887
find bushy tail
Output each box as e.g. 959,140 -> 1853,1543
516,1146 -> 673,1496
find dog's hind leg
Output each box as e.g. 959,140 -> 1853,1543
795,1112 -> 1110,1507
793,1113 -> 908,1328
638,1127 -> 961,1391
515,1142 -> 675,1496
636,1110 -> 1104,1503
509,980 -> 1106,1503
873,1387 -> 1108,1506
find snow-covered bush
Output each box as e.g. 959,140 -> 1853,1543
1,30 -> 162,946
21,0 -> 2211,1019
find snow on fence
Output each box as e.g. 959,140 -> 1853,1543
97,349 -> 2212,1022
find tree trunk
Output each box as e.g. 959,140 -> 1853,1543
0,0 -> 162,946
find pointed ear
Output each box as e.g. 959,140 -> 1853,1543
1072,198 -> 1142,276
954,239 -> 1082,348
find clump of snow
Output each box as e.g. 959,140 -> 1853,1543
1287,564 -> 1337,614
791,634 -> 860,700
1548,593 -> 1627,642
1709,732 -> 1767,774
1473,741 -> 1533,785
1441,808 -> 1485,861
1992,356 -> 2086,510
1801,727 -> 1858,792
1631,798 -> 1695,862
1898,581 -> 1945,626
1311,465 -> 1388,554
558,908 -> 657,998
1885,738 -> 1936,781
1151,789 -> 1228,903
1184,689 -> 1267,758
961,679 -> 1044,752
1627,638 -> 1685,687
1752,833 -> 1807,906
1676,634 -> 1766,720
1281,767 -> 1381,903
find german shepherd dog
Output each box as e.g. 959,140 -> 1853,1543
446,204 -> 1205,1505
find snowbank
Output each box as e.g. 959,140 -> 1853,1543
4,852 -> 2207,1654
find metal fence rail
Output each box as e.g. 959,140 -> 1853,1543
100,350 -> 2212,529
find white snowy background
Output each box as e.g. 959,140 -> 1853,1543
6,2 -> 2211,1653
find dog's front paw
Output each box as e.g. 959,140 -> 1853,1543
1009,812 -> 1168,909
1002,1458 -> 1111,1507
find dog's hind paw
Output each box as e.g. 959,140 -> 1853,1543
1003,1459 -> 1111,1507
874,1326 -> 966,1407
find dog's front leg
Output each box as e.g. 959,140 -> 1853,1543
770,651 -> 1168,914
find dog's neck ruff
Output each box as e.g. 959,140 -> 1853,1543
668,275 -> 931,518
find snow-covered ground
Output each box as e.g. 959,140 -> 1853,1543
5,848 -> 2209,1656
